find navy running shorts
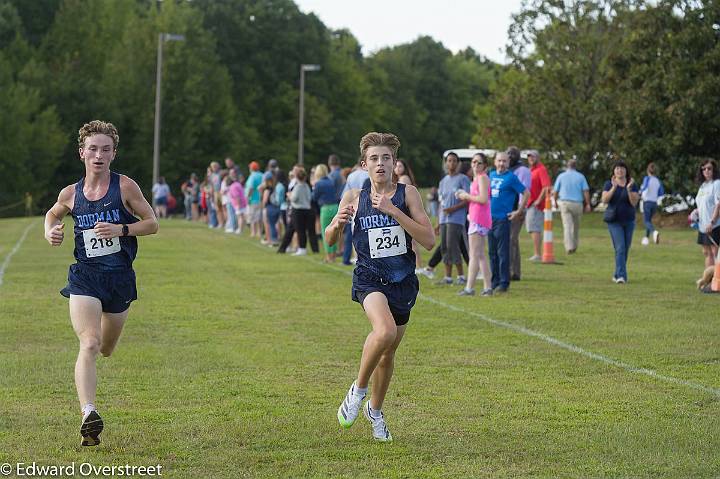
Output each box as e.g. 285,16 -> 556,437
60,263 -> 137,313
351,269 -> 419,326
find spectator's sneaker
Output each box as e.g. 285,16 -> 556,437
435,277 -> 453,285
653,230 -> 660,244
417,267 -> 435,279
493,286 -> 508,294
528,255 -> 541,261
292,248 -> 307,256
481,288 -> 494,296
458,288 -> 475,296
641,237 -> 649,246
614,277 -> 626,284
337,382 -> 365,428
363,402 -> 392,442
80,410 -> 103,446
455,275 -> 466,285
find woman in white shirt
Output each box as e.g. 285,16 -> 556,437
694,159 -> 720,267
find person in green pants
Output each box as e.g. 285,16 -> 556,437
313,164 -> 340,262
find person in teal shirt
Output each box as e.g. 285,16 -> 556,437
245,161 -> 264,238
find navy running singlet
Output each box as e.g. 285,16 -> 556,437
71,172 -> 138,272
352,183 -> 416,283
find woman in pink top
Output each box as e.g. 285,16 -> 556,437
229,174 -> 247,234
456,153 -> 492,296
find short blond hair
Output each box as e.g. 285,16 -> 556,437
359,132 -> 400,163
78,120 -> 119,150
314,164 -> 329,182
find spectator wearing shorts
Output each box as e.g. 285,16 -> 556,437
694,158 -> 720,268
228,172 -> 247,234
525,150 -> 552,261
456,153 -> 492,296
436,152 -> 471,285
245,161 -> 264,238
151,176 -> 170,219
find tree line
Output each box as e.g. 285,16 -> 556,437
1,0 -> 718,215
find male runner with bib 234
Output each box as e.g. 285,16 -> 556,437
325,132 -> 435,442
44,120 -> 158,446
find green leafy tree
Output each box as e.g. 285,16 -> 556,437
0,36 -> 64,210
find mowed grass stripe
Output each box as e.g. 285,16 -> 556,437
0,216 -> 718,478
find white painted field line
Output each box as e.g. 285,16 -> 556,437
238,233 -> 720,397
0,221 -> 35,287
419,294 -> 720,397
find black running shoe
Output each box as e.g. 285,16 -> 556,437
80,410 -> 104,446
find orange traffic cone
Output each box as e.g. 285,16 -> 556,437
541,195 -> 556,264
712,249 -> 720,292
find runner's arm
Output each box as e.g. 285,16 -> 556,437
110,176 -> 159,238
325,189 -> 358,247
44,185 -> 73,246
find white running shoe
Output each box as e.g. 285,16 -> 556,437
292,248 -> 307,256
455,275 -> 466,285
337,382 -> 365,428
363,402 -> 392,442
653,230 -> 660,244
641,237 -> 649,246
528,255 -> 541,261
417,267 -> 435,279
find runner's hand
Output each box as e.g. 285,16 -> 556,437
372,193 -> 395,215
94,222 -> 121,239
336,205 -> 355,228
46,223 -> 64,246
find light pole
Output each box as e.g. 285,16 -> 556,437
153,32 -> 185,186
297,64 -> 321,166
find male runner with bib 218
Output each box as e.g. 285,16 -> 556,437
44,120 -> 158,446
326,132 -> 434,442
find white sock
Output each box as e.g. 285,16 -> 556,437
368,404 -> 382,419
81,403 -> 96,417
353,382 -> 368,397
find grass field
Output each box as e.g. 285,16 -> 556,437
0,213 -> 718,478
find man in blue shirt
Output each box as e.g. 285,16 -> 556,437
340,162 -> 370,265
553,158 -> 591,254
328,154 -> 345,203
437,152 -> 472,285
489,152 -> 529,292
